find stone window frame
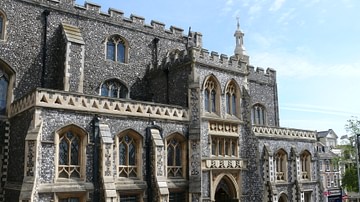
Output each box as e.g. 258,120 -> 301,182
300,150 -> 311,180
118,192 -> 143,202
105,34 -> 129,63
165,133 -> 187,179
333,173 -> 338,187
319,160 -> 323,171
251,103 -> 267,125
55,192 -> 87,202
274,149 -> 287,181
0,9 -> 7,41
0,59 -> 15,117
224,79 -> 241,118
203,75 -> 221,115
210,135 -> 238,157
115,129 -> 143,179
55,124 -> 88,181
99,78 -> 129,99
325,159 -> 330,171
326,174 -> 331,187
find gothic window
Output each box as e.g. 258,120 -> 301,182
59,198 -> 79,202
326,174 -> 331,187
169,192 -> 186,202
204,76 -> 220,113
0,10 -> 6,40
56,125 -> 87,180
211,136 -> 238,157
251,104 -> 266,125
100,79 -> 128,98
325,160 -> 330,171
0,68 -> 9,115
117,130 -> 142,178
300,150 -> 311,180
333,174 -> 338,187
225,81 -> 239,116
106,35 -> 128,63
119,194 -> 139,202
275,149 -> 287,181
166,133 -> 186,178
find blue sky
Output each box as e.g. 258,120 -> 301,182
75,0 -> 360,137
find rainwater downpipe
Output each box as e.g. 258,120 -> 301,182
92,115 -> 100,202
41,10 -> 50,88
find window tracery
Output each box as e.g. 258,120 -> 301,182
0,68 -> 9,115
225,81 -> 239,116
275,149 -> 287,181
106,35 -> 127,63
204,77 -> 219,113
251,104 -> 266,125
300,150 -> 311,180
117,130 -> 141,178
100,79 -> 128,99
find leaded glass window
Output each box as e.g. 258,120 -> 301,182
225,83 -> 237,115
0,69 -> 9,115
251,104 -> 266,125
169,192 -> 186,202
211,136 -> 238,157
167,137 -> 182,177
300,151 -> 311,180
100,79 -> 128,98
120,194 -> 138,202
204,78 -> 218,113
275,149 -> 287,181
59,198 -> 80,202
58,131 -> 81,178
118,135 -> 137,178
106,35 -> 127,63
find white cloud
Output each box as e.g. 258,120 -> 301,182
251,51 -> 360,79
270,0 -> 286,11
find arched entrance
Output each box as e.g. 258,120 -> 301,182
278,193 -> 288,202
214,176 -> 237,202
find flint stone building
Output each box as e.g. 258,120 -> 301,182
0,0 -> 320,201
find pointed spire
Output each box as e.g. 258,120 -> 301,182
234,17 -> 247,57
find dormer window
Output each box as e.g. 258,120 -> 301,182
106,35 -> 128,63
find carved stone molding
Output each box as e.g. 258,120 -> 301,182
208,121 -> 238,136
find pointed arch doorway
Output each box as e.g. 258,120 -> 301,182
214,176 -> 237,202
278,193 -> 288,202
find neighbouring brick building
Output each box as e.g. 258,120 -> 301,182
0,0 -> 320,201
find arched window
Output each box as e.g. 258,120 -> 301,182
225,80 -> 240,116
300,150 -> 311,180
251,104 -> 266,125
204,76 -> 220,113
106,35 -> 128,63
100,79 -> 128,98
0,10 -> 6,40
56,125 -> 87,179
117,130 -> 142,178
275,149 -> 287,181
0,68 -> 9,115
166,134 -> 186,178
211,136 -> 238,157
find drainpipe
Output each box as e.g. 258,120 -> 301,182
41,10 -> 50,88
146,123 -> 163,202
92,115 -> 100,202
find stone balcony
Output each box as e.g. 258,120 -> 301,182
253,125 -> 316,140
9,88 -> 189,122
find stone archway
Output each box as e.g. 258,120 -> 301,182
214,176 -> 237,202
278,193 -> 288,202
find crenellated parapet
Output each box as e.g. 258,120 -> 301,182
191,48 -> 248,73
28,0 -> 185,38
248,66 -> 276,85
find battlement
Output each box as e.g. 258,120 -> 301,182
31,0 -> 185,37
191,48 -> 247,73
248,66 -> 276,85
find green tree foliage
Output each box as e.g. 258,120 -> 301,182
342,117 -> 360,192
342,166 -> 359,192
